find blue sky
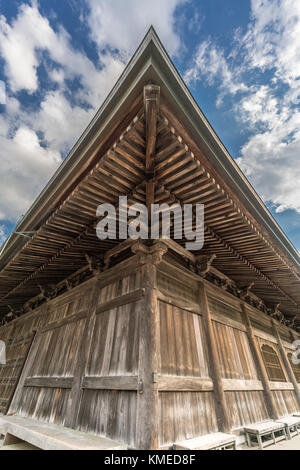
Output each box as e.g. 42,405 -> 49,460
0,0 -> 300,251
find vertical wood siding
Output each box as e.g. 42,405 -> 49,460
159,391 -> 218,446
212,321 -> 257,380
17,386 -> 70,425
76,273 -> 141,445
78,390 -> 137,447
224,391 -> 269,428
159,301 -> 209,378
0,262 -> 299,447
272,390 -> 299,416
0,310 -> 45,414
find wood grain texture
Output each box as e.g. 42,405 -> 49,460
159,391 -> 218,446
224,391 -> 269,429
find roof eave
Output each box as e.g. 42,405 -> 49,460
1,26 -> 299,273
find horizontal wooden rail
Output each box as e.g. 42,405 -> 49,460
24,377 -> 73,389
82,376 -> 139,391
96,289 -> 145,315
269,381 -> 295,391
41,310 -> 88,333
156,376 -> 214,392
153,376 -> 266,392
157,291 -> 201,315
222,378 -> 263,391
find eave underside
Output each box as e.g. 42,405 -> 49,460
0,91 -> 299,329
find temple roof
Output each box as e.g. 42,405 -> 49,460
0,27 -> 299,327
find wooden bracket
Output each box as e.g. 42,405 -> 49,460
85,253 -> 103,275
270,303 -> 285,323
239,281 -> 255,300
131,240 -> 168,265
196,254 -> 216,276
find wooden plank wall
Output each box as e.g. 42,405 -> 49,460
0,308 -> 46,414
0,253 -> 299,448
158,301 -> 218,445
77,270 -> 142,447
14,286 -> 91,426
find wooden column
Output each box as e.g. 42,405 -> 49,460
135,242 -> 167,449
272,320 -> 300,407
241,302 -> 279,419
198,282 -> 231,432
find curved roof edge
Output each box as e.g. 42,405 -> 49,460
1,26 -> 299,273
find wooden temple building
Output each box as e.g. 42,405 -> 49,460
0,28 -> 299,450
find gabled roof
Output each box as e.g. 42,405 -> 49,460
0,27 -> 299,324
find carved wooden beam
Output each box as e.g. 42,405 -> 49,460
239,281 -> 255,300
84,253 -> 103,275
270,303 -> 284,322
144,84 -> 160,222
196,253 -> 216,276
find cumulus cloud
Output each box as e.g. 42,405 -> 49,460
186,0 -> 300,214
0,0 -> 185,229
86,0 -> 187,58
0,225 -> 7,245
184,40 -> 248,99
0,126 -> 61,221
0,2 -> 124,104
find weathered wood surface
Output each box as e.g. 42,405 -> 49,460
241,303 -> 279,420
0,308 -> 46,414
271,320 -> 300,407
198,282 -> 231,432
0,251 -> 299,448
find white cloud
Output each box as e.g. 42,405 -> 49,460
184,40 -> 248,105
31,90 -> 94,154
0,2 -> 126,223
237,115 -> 300,213
0,2 -> 124,105
86,0 -> 187,58
0,126 -> 61,221
0,0 -> 185,228
244,0 -> 300,100
0,225 -> 7,245
186,0 -> 300,214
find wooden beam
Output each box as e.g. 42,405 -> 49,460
41,310 -> 88,333
157,376 -> 213,392
144,84 -> 160,172
198,282 -> 231,432
271,319 -> 300,407
222,378 -> 263,392
144,84 -> 160,223
24,376 -> 73,389
269,381 -> 295,391
82,376 -> 139,391
96,289 -> 145,315
155,238 -> 195,263
240,302 -> 279,419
